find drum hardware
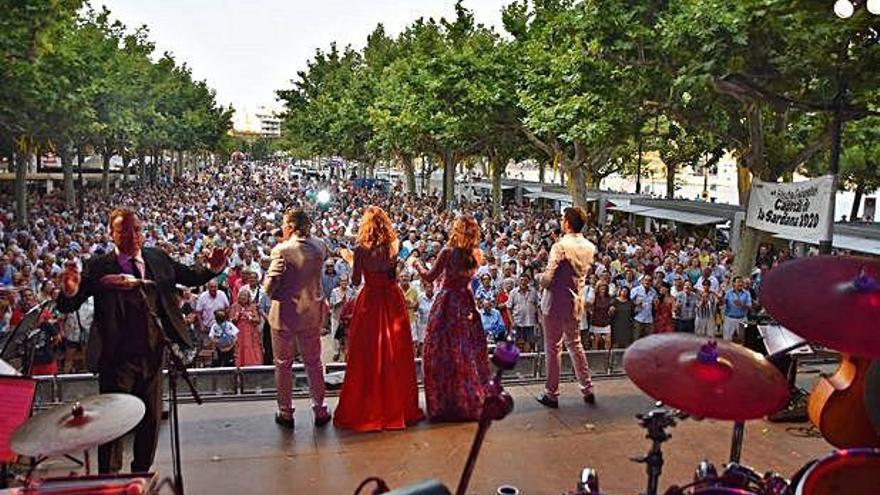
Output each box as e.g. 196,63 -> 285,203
352,339 -> 520,495
628,404 -> 688,495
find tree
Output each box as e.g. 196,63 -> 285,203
659,0 -> 879,275
0,0 -> 84,225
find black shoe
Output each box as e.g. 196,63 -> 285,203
314,412 -> 332,427
536,394 -> 559,409
583,392 -> 596,405
275,413 -> 295,429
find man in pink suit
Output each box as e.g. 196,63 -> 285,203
264,209 -> 331,429
536,206 -> 596,408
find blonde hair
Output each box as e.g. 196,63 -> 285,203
357,206 -> 398,250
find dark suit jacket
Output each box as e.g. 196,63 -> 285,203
56,247 -> 218,372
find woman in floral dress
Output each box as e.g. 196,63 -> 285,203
416,215 -> 490,422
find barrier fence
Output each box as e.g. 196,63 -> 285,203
30,349 -> 835,408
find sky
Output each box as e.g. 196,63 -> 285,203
98,0 -> 509,122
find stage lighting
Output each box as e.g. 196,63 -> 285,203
317,189 -> 331,205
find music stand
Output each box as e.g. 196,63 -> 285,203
760,325 -> 812,425
0,301 -> 53,376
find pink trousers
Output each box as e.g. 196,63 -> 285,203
543,314 -> 593,398
272,324 -> 327,418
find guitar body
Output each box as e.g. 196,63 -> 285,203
807,355 -> 880,448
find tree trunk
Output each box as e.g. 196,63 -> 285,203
539,161 -> 546,183
442,147 -> 456,208
568,165 -> 589,211
850,183 -> 864,221
13,150 -> 28,227
150,149 -> 158,186
122,149 -> 130,186
178,149 -> 184,179
732,225 -> 767,277
400,152 -> 416,194
666,164 -> 676,199
489,152 -> 505,219
102,148 -> 111,194
138,149 -> 146,187
59,147 -> 75,208
76,147 -> 85,219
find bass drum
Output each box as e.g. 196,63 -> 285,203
792,448 -> 880,495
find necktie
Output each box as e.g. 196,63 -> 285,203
130,259 -> 143,279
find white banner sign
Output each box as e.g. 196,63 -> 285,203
746,175 -> 835,244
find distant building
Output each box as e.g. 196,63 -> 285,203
232,106 -> 282,139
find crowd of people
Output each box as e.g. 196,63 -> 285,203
0,160 -> 788,376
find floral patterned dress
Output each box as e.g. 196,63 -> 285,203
421,247 -> 491,422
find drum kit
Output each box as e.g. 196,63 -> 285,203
359,256 -> 880,495
0,389 -> 161,494
563,255 -> 880,495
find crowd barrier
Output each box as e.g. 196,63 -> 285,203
30,350 -> 626,407
30,349 -> 834,408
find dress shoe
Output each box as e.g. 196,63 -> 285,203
583,392 -> 596,405
314,412 -> 332,427
275,413 -> 295,429
536,393 -> 559,409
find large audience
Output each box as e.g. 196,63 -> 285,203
0,161 -> 786,374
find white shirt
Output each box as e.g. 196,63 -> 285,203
196,290 -> 230,331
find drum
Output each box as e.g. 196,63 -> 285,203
793,448 -> 880,495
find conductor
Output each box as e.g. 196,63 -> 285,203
56,207 -> 230,474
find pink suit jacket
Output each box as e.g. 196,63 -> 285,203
539,233 -> 596,321
264,235 -> 329,331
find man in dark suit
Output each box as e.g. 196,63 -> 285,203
57,207 -> 230,474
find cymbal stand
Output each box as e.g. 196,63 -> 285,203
729,422 -> 745,464
455,340 -> 519,495
139,286 -> 202,495
631,403 -> 686,495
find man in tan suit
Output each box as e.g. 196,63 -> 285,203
264,209 -> 331,428
536,206 -> 596,409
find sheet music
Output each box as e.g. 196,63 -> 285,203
759,325 -> 812,356
0,377 -> 36,462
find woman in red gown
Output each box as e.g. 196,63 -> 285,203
333,206 -> 424,431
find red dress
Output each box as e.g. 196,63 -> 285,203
333,271 -> 424,431
653,297 -> 675,333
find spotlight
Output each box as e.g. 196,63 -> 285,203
868,0 -> 880,15
317,189 -> 331,205
834,0 -> 854,18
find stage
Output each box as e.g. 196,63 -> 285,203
36,376 -> 832,494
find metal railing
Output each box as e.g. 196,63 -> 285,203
31,350 -> 627,407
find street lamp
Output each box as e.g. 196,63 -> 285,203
835,0 -> 855,18
835,0 -> 880,16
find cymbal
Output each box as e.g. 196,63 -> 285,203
11,394 -> 145,457
0,358 -> 20,376
761,256 -> 880,358
624,334 -> 789,421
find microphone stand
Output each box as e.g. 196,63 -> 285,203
455,340 -> 519,495
138,284 -> 202,495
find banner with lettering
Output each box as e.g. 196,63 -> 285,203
745,175 -> 835,244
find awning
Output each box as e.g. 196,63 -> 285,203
774,232 -> 880,256
525,191 -> 584,203
833,235 -> 880,255
638,207 -> 726,226
609,204 -> 653,214
470,181 -> 514,191
608,205 -> 725,225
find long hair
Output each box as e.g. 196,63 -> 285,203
447,215 -> 481,271
357,206 -> 398,250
